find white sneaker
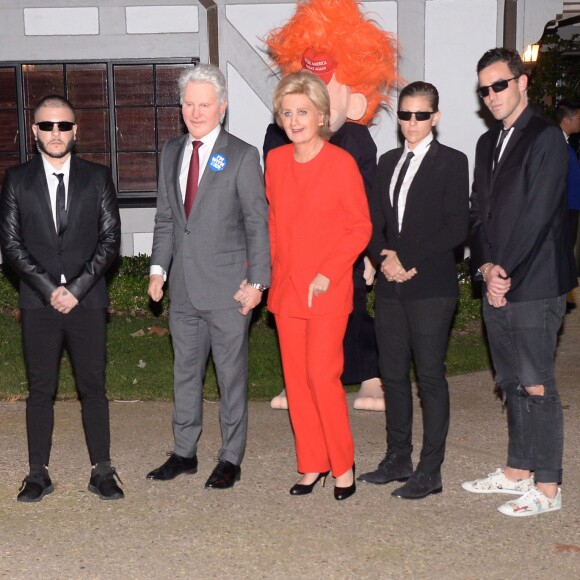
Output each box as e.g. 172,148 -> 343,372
462,468 -> 533,495
498,487 -> 562,517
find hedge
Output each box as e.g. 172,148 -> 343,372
0,254 -> 483,331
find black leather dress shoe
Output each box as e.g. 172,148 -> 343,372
146,453 -> 198,480
205,460 -> 241,489
391,471 -> 442,500
358,452 -> 413,485
88,467 -> 125,500
17,475 -> 54,503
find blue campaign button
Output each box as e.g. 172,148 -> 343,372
209,153 -> 227,172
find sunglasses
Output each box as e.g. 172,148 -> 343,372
477,76 -> 519,98
35,121 -> 76,132
397,111 -> 434,121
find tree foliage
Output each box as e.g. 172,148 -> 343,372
528,33 -> 580,115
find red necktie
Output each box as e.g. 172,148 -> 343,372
184,140 -> 203,218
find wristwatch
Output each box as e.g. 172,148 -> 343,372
248,282 -> 268,292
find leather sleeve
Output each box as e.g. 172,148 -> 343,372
65,169 -> 121,302
0,170 -> 58,303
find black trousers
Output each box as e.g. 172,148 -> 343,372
375,295 -> 457,474
341,257 -> 379,384
21,306 -> 111,467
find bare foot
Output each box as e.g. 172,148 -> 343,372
353,378 -> 385,411
271,389 -> 288,410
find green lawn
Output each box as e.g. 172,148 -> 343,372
0,312 -> 490,402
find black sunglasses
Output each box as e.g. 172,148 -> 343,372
35,121 -> 76,132
477,76 -> 519,98
397,111 -> 434,122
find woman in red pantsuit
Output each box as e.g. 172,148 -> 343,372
266,71 -> 371,500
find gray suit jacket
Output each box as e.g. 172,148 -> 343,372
151,129 -> 270,310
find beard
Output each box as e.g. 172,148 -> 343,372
36,136 -> 75,159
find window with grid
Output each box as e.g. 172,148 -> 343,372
0,59 -> 195,205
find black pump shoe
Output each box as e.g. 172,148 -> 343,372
290,471 -> 330,496
334,464 -> 356,501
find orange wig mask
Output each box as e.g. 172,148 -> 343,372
266,0 -> 398,126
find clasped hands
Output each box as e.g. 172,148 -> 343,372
50,286 -> 78,314
234,279 -> 263,315
380,250 -> 417,284
148,275 -> 263,316
481,263 -> 511,308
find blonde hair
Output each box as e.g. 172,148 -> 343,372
273,71 -> 331,139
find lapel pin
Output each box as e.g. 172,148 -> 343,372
209,153 -> 227,172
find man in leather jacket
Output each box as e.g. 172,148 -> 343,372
0,95 -> 123,503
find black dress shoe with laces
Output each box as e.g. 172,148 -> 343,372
358,452 -> 413,485
146,453 -> 198,480
88,467 -> 125,500
391,470 -> 442,500
17,474 -> 54,503
205,460 -> 241,489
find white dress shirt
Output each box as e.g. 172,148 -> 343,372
41,155 -> 71,283
495,126 -> 513,163
389,134 -> 433,231
178,124 -> 222,201
41,155 -> 71,232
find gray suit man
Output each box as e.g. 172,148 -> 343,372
146,64 -> 270,489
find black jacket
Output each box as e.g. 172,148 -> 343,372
0,155 -> 120,309
469,105 -> 577,301
368,139 -> 469,300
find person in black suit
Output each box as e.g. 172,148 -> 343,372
0,95 -> 123,502
358,82 -> 469,499
554,99 -> 580,257
462,49 -> 577,517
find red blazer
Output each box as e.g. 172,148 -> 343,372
266,142 -> 371,318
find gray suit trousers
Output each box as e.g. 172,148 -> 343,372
169,294 -> 251,465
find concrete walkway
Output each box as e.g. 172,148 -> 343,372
1,289 -> 579,579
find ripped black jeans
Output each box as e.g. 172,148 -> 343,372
483,295 -> 566,484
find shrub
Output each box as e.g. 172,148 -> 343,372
107,254 -> 166,316
0,255 -> 483,332
0,265 -> 18,313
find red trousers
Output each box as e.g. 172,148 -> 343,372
275,314 -> 354,477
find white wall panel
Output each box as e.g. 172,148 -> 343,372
133,233 -> 154,256
425,0 -> 497,172
24,7 -> 99,36
126,5 -> 198,34
225,3 -> 296,68
227,63 -> 273,166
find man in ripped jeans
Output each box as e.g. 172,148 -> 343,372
464,48 -> 577,517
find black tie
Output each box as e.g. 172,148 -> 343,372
392,151 -> 414,230
493,128 -> 510,172
53,173 -> 67,235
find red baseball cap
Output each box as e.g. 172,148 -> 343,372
301,48 -> 337,85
